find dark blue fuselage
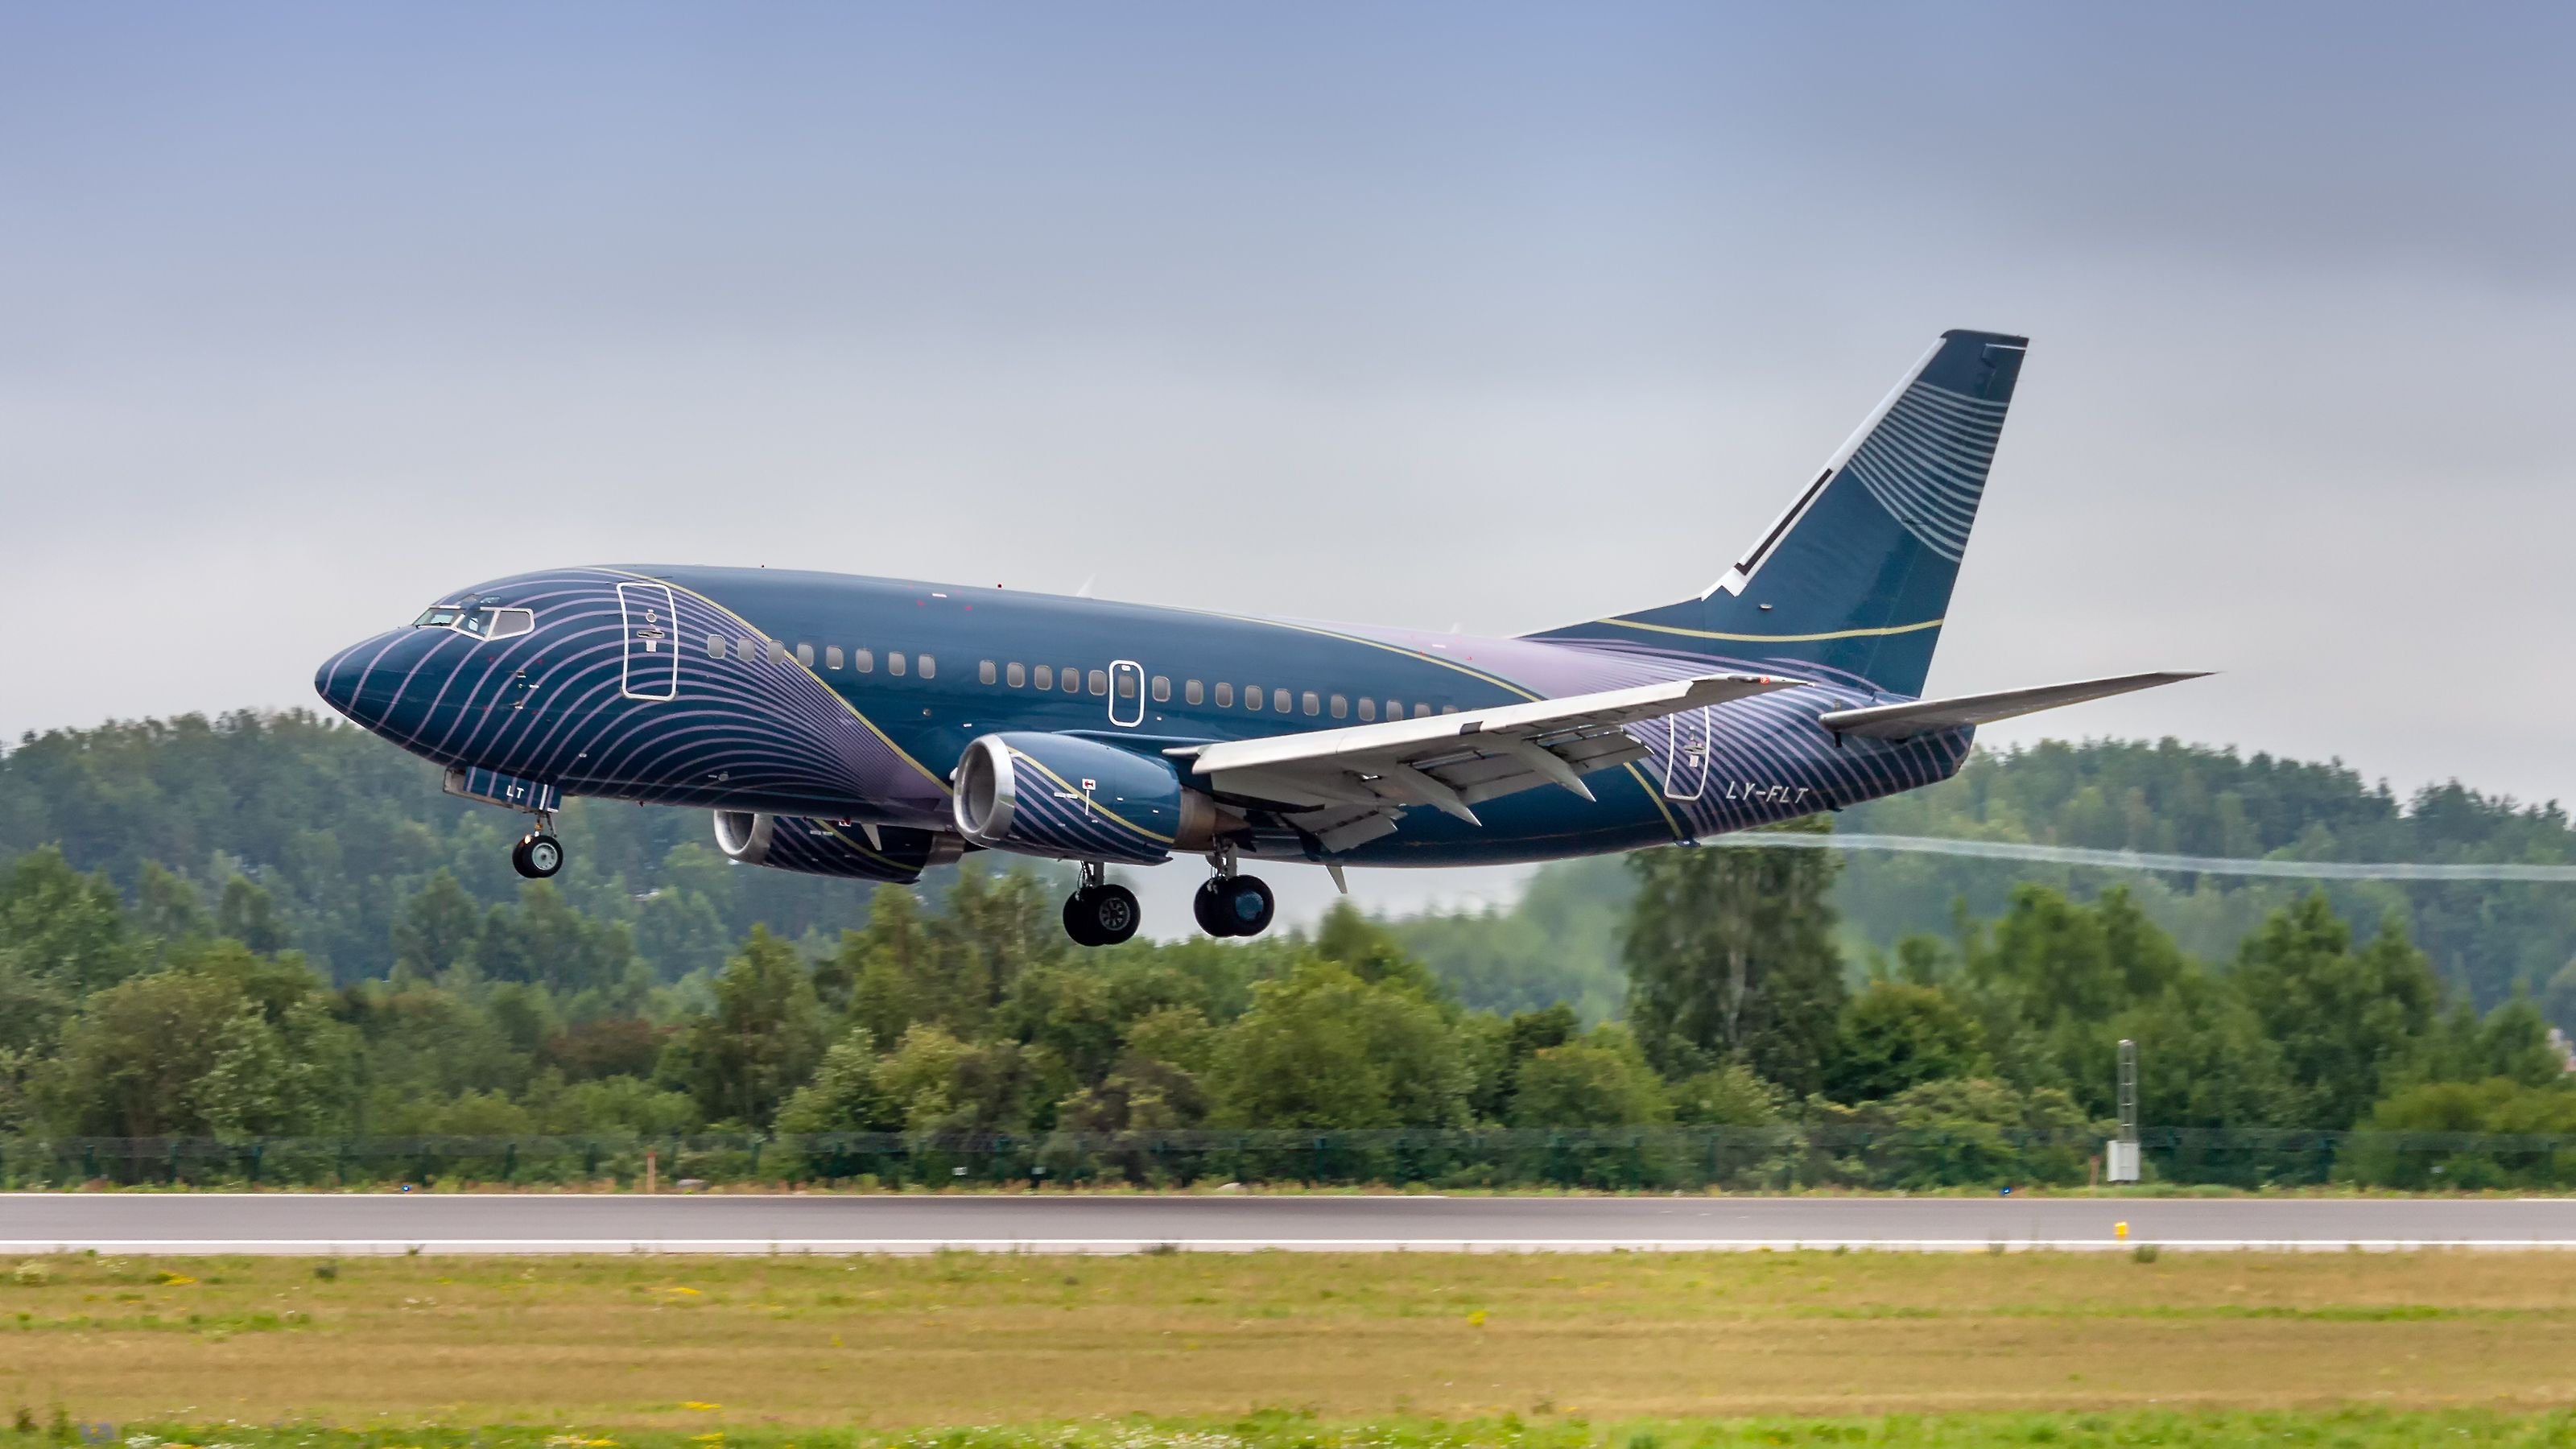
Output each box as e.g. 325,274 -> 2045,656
316,564 -> 1973,871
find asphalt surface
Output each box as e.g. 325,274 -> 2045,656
6,1192 -> 2576,1253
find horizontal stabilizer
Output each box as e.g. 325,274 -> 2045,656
1818,671 -> 2209,741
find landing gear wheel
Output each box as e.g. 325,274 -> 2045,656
1192,877 -> 1235,937
512,831 -> 563,880
1063,883 -> 1140,947
1063,892 -> 1101,947
1215,874 -> 1275,938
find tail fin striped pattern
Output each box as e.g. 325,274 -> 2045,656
1534,329 -> 2026,696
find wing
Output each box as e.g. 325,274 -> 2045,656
1818,671 -> 2208,741
1166,672 -> 1792,853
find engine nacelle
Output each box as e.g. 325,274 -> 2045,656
952,732 -> 1224,864
712,811 -> 964,882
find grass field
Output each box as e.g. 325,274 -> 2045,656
7,1250 -> 2576,1439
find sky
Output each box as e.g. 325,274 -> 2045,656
6,4 -> 2574,920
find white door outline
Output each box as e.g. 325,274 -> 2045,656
1661,708 -> 1709,801
617,582 -> 680,702
1107,659 -> 1146,728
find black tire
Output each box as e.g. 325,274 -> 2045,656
1192,878 -> 1236,937
513,832 -> 563,880
1062,890 -> 1103,947
1219,874 -> 1275,937
1092,883 -> 1141,945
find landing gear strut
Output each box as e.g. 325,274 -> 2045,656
1063,861 -> 1140,947
1192,845 -> 1275,938
511,814 -> 564,880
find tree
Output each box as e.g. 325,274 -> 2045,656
390,869 -> 482,979
1508,1026 -> 1671,1127
1208,961 -> 1472,1129
1311,901 -> 1445,998
1827,981 -> 1984,1103
1624,819 -> 1846,1094
2234,894 -> 2440,1128
0,846 -> 145,1050
825,886 -> 939,1045
662,927 -> 828,1129
2110,964 -> 2300,1133
869,1023 -> 1052,1132
216,875 -> 291,953
774,1034 -> 900,1134
925,865 -> 1066,1031
45,939 -> 353,1138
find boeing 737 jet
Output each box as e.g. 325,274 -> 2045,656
316,330 -> 2198,945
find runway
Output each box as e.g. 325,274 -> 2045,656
6,1191 -> 2576,1253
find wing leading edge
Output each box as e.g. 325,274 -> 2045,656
1166,672 -> 1791,854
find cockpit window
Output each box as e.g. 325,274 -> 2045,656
412,603 -> 534,641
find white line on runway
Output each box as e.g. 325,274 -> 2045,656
9,1238 -> 2576,1254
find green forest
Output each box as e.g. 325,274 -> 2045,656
2,711 -> 2575,1190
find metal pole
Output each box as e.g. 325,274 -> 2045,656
2107,1038 -> 2142,1183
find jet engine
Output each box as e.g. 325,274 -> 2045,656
712,811 -> 964,882
952,732 -> 1226,864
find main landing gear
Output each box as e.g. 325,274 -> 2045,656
1059,852 -> 1278,947
510,815 -> 564,880
1192,845 -> 1275,939
1063,861 -> 1141,948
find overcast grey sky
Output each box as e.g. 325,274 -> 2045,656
6,4 -> 2574,914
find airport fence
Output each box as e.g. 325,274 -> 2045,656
6,1125 -> 2576,1191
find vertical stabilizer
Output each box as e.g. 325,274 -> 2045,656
1534,329 -> 2026,696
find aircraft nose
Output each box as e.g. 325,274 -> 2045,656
314,635 -> 394,726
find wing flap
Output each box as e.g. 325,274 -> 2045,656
1175,671 -> 1793,844
1818,671 -> 2209,740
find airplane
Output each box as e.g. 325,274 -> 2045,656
315,328 -> 2201,946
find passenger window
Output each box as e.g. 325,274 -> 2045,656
767,640 -> 788,666
1387,700 -> 1402,719
1185,679 -> 1204,705
1277,690 -> 1294,714
1034,664 -> 1054,690
1357,698 -> 1376,721
1245,685 -> 1263,711
919,655 -> 935,679
979,660 -> 997,685
854,648 -> 874,673
707,634 -> 726,659
1088,668 -> 1108,696
1302,691 -> 1319,716
1330,694 -> 1348,719
890,653 -> 908,677
737,638 -> 759,663
1215,682 -> 1233,708
1117,671 -> 1138,699
1151,675 -> 1170,702
1414,704 -> 1432,719
1007,662 -> 1026,687
796,643 -> 815,667
1063,665 -> 1081,692
826,646 -> 844,670
1441,704 -> 1458,714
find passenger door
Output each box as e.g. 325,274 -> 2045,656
617,582 -> 680,702
1107,659 -> 1145,728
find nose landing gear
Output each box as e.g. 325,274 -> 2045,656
1063,861 -> 1140,947
510,814 -> 564,880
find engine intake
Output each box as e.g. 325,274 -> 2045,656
712,811 -> 963,882
952,732 -> 1224,864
